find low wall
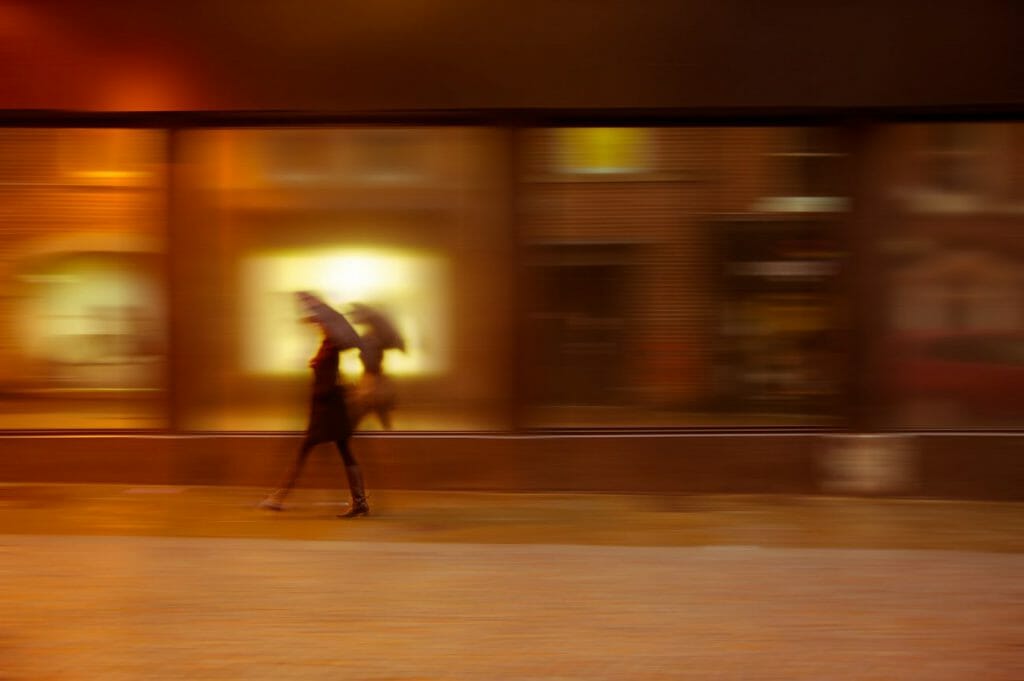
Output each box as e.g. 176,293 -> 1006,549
0,432 -> 1020,500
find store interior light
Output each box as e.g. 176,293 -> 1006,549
242,247 -> 450,377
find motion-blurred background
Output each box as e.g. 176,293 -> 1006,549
0,0 -> 1021,495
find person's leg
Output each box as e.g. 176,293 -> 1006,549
376,408 -> 392,430
259,439 -> 315,510
335,438 -> 369,518
335,437 -> 356,466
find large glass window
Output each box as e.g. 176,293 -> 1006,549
174,127 -> 513,431
0,129 -> 167,429
518,127 -> 848,427
878,122 -> 1024,429
6,120 -> 1020,434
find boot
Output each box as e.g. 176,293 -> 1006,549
338,464 -> 369,518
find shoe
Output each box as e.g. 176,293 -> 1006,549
338,465 -> 369,518
338,499 -> 369,518
258,491 -> 286,511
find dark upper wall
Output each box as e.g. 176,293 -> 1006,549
1,0 -> 1021,114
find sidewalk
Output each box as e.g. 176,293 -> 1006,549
0,483 -> 1022,551
0,485 -> 1022,680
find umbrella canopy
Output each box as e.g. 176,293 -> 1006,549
295,291 -> 362,350
347,303 -> 405,351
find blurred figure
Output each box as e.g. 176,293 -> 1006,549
347,303 -> 403,430
260,294 -> 369,518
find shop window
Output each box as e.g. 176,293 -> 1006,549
175,126 -> 510,431
880,123 -> 1024,428
0,128 -> 166,429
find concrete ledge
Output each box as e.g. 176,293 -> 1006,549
0,432 -> 1020,500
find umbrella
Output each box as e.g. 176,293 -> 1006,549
295,291 -> 362,350
347,303 -> 405,351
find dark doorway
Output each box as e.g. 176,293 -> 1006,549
525,245 -> 632,407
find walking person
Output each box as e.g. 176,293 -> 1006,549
347,303 -> 403,430
259,293 -> 369,518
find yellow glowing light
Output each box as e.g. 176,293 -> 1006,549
242,247 -> 450,377
559,128 -> 648,174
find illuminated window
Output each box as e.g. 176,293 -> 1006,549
177,126 -> 509,432
557,128 -> 649,174
241,248 -> 450,378
0,128 -> 166,429
18,253 -> 164,389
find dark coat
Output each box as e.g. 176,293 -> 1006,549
304,342 -> 352,445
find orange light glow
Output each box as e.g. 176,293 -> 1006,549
96,60 -> 194,112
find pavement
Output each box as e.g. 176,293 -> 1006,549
0,484 -> 1022,680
